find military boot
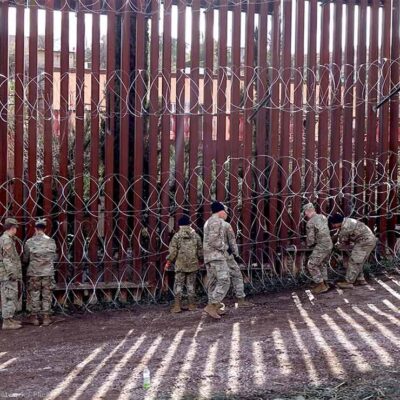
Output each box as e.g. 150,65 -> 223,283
203,304 -> 221,319
2,318 -> 22,330
311,282 -> 329,294
170,298 -> 182,313
9,319 -> 23,329
28,315 -> 40,326
354,278 -> 368,286
10,318 -> 22,326
336,281 -> 354,289
42,315 -> 52,326
216,303 -> 227,315
236,297 -> 253,307
188,298 -> 197,311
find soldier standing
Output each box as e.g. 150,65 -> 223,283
165,215 -> 203,313
206,209 -> 252,310
303,203 -> 333,294
203,202 -> 231,319
0,218 -> 22,330
23,219 -> 57,326
328,213 -> 377,289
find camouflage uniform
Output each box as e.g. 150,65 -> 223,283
337,218 -> 377,283
166,226 -> 202,302
0,232 -> 22,319
207,220 -> 245,298
23,232 -> 57,316
306,214 -> 333,283
203,215 -> 231,305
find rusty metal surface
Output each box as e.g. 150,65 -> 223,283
27,2 -> 38,231
161,0 -> 172,258
305,0 -> 317,198
189,0 -> 200,219
57,2 -> 69,283
216,0 -> 227,201
342,0 -> 355,215
279,0 -> 292,248
330,0 -> 342,206
74,0 -> 85,279
292,0 -> 305,268
0,0 -> 398,292
354,0 -> 367,216
147,0 -> 160,286
255,0 -> 268,264
241,0 -> 255,263
89,0 -> 101,280
0,3 -> 7,218
229,0 -> 241,237
268,0 -> 281,265
378,0 -> 392,242
203,5 -> 214,209
43,0 -> 54,217
104,0 -> 116,283
366,0 -> 379,229
133,0 -> 146,281
119,0 -> 131,280
317,2 -> 330,213
388,0 -> 399,248
14,1 -> 24,229
175,0 -> 186,211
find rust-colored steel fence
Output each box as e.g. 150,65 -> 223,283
0,0 -> 399,304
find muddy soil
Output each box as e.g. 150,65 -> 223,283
1,275 -> 400,399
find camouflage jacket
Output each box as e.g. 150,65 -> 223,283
23,233 -> 57,277
306,214 -> 333,250
0,232 -> 22,281
337,218 -> 376,248
224,221 -> 239,259
166,226 -> 202,273
203,215 -> 230,263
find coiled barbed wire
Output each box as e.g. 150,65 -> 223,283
2,153 -> 399,311
2,59 -> 399,121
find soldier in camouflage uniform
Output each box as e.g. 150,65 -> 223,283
23,219 -> 57,326
216,207 -> 252,307
203,202 -> 231,319
303,203 -> 333,294
166,215 -> 202,313
328,213 -> 377,289
0,218 -> 22,330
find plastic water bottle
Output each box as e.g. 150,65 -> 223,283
143,366 -> 151,390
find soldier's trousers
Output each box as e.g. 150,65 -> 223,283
346,239 -> 376,283
307,247 -> 332,283
226,258 -> 245,298
206,260 -> 230,304
174,271 -> 197,301
28,276 -> 53,315
0,280 -> 18,319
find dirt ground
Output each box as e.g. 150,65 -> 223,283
2,273 -> 400,400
